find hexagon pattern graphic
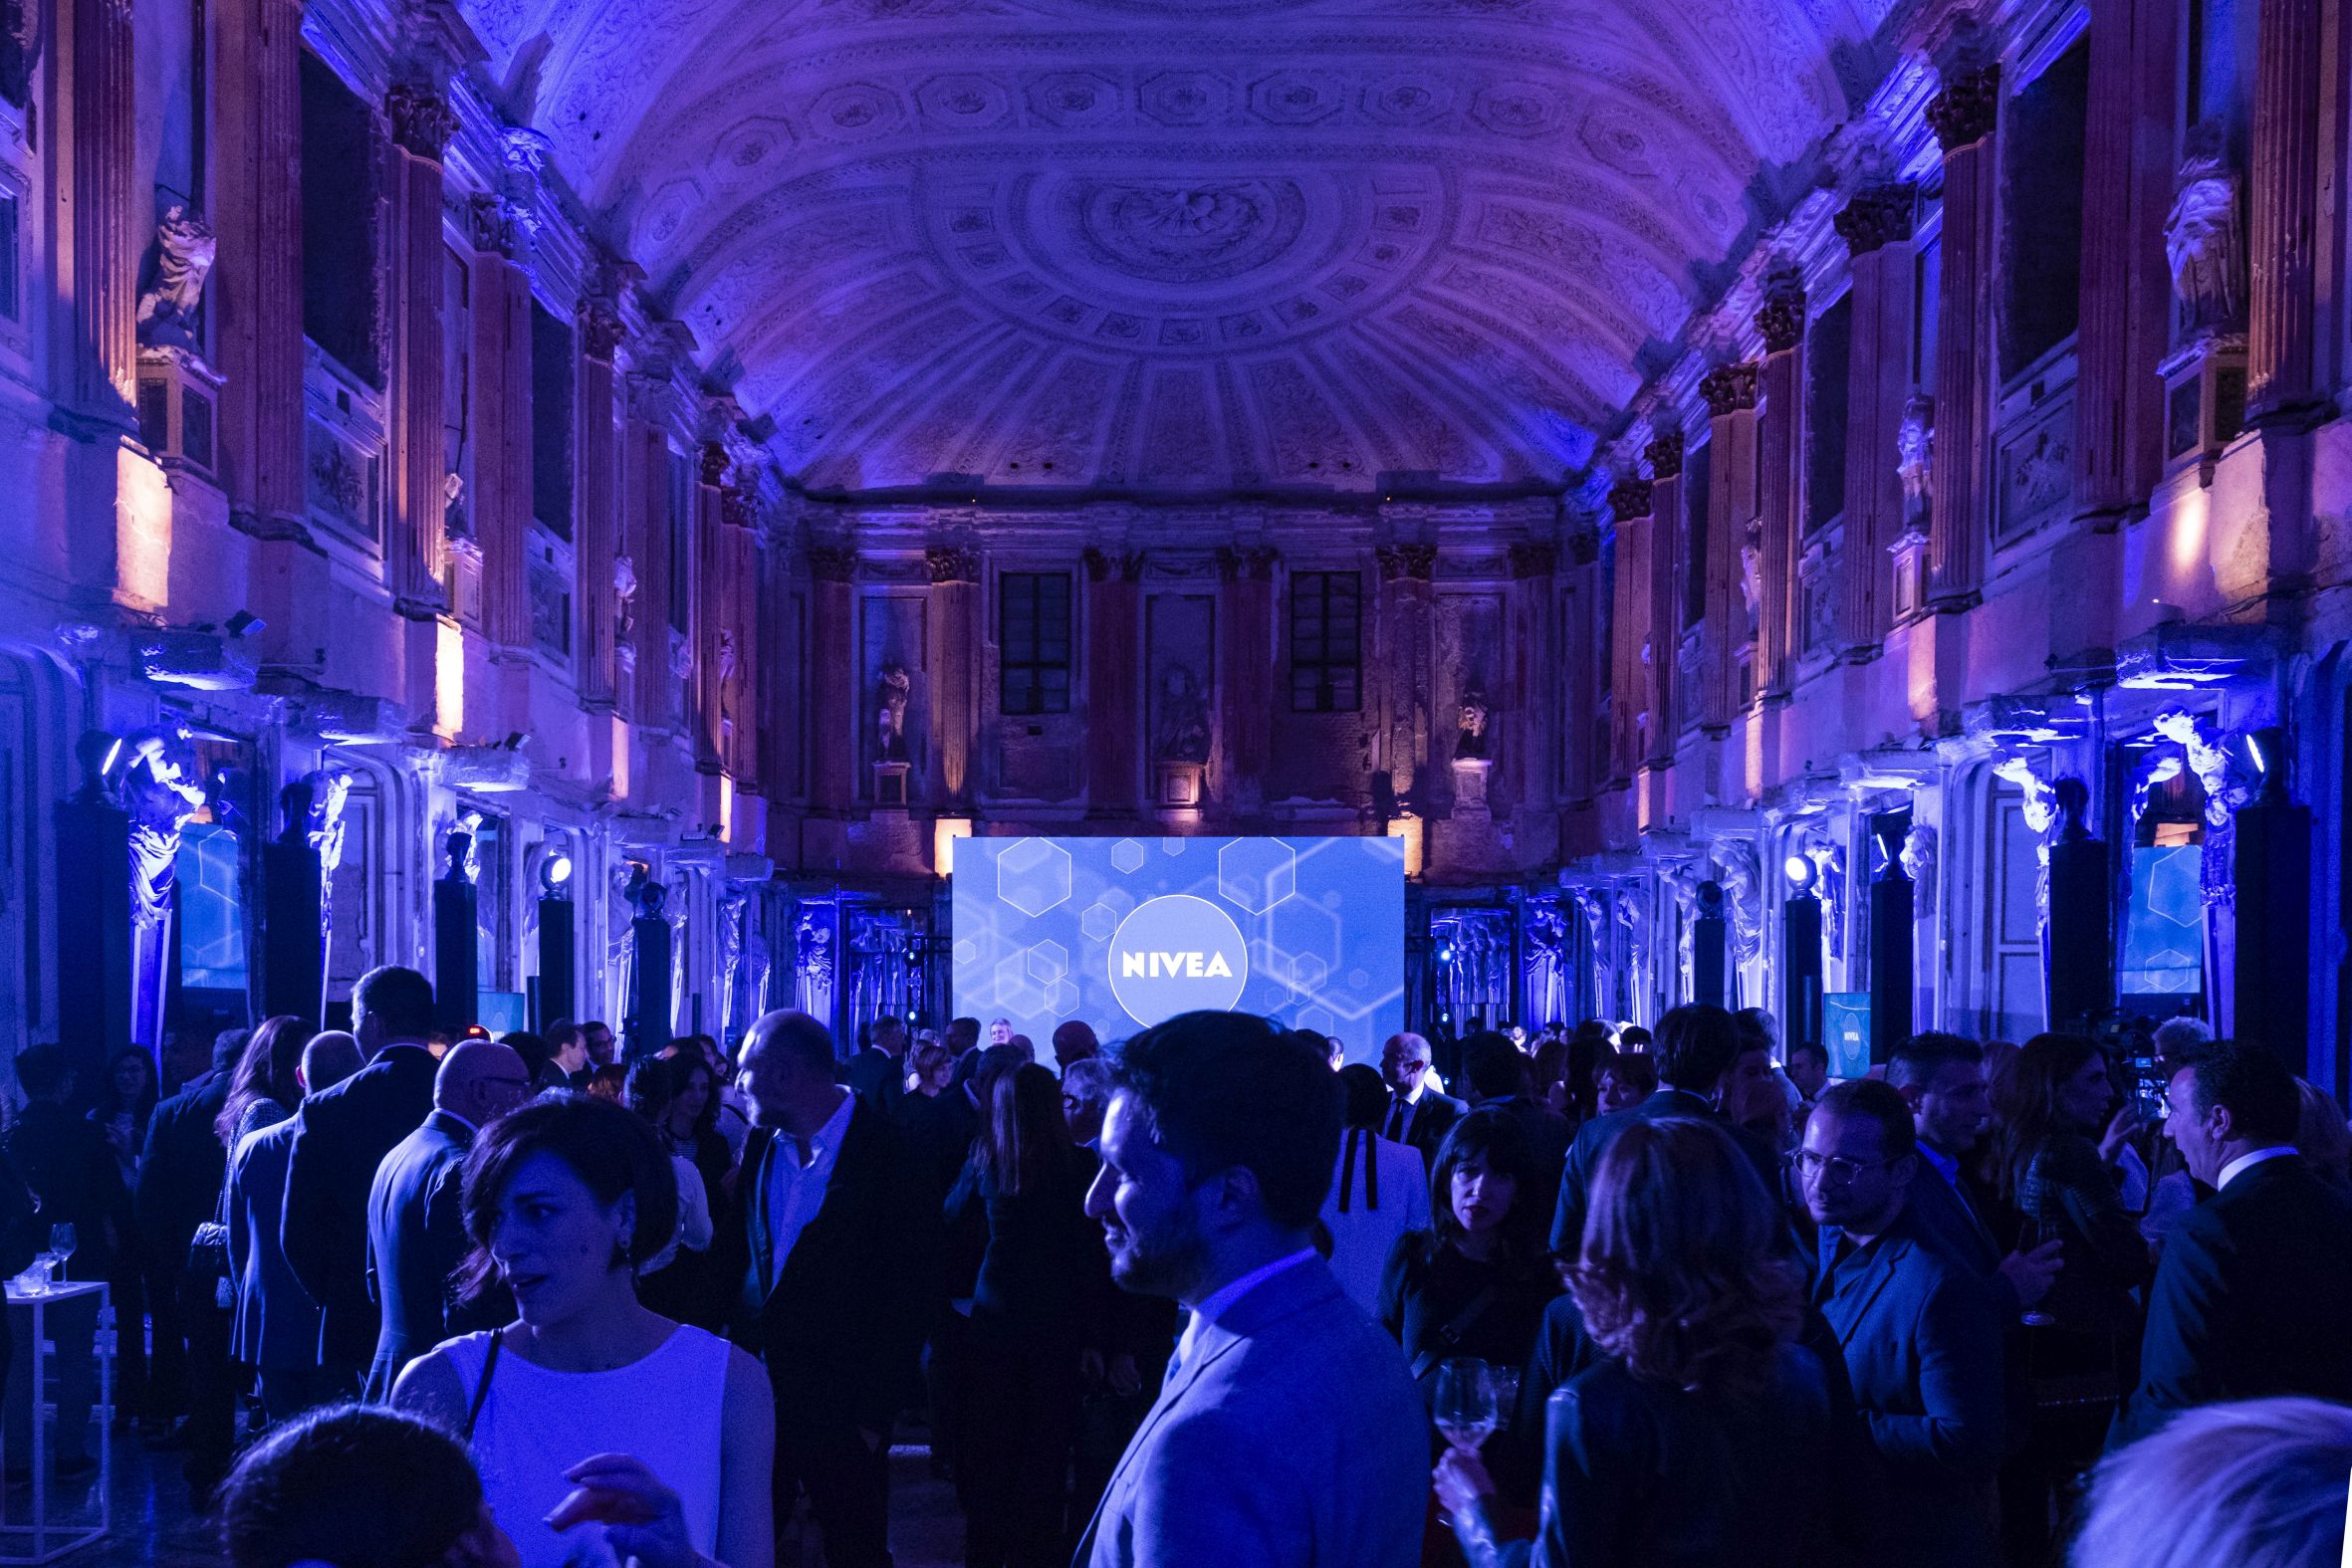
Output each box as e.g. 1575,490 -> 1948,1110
953,835 -> 1405,1064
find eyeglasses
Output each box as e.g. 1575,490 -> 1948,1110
1791,1149 -> 1897,1186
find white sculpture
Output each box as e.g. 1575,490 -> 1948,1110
2164,121 -> 2243,339
136,205 -> 218,348
876,664 -> 912,761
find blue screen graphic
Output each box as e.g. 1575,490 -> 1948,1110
951,836 -> 1407,1061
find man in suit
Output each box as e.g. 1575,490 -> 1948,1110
226,1031 -> 361,1424
1052,1019 -> 1099,1072
1076,1010 -> 1425,1568
840,1014 -> 908,1115
135,1024 -> 242,1439
361,1039 -> 532,1402
733,1009 -> 936,1568
138,1024 -> 244,1480
1379,1031 -> 1465,1172
1550,1005 -> 1752,1251
539,1018 -> 591,1092
282,965 -> 441,1397
2110,1042 -> 2352,1448
1802,1079 -> 2006,1568
1886,1033 -> 2061,1311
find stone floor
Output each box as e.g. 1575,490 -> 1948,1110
28,1426 -> 970,1566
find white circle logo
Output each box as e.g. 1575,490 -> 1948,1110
1107,894 -> 1250,1026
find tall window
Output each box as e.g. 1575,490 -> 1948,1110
1999,41 -> 2090,380
1290,571 -> 1361,712
0,185 -> 19,323
1806,292 -> 1853,531
530,299 -> 575,540
667,450 -> 691,632
1684,440 -> 1712,627
299,51 -> 382,385
999,572 -> 1071,715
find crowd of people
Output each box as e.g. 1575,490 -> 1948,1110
6,975 -> 2352,1568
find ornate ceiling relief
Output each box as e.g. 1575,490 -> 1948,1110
461,0 -> 1872,495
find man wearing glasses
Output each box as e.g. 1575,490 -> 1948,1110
1801,1079 -> 2007,1568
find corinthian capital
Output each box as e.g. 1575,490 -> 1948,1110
1758,271 -> 1807,353
388,85 -> 459,161
925,546 -> 981,584
1699,361 -> 1762,417
1834,183 -> 1917,257
1927,65 -> 2000,153
1644,429 -> 1684,479
1609,478 -> 1654,523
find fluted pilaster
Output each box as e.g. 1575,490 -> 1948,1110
1835,185 -> 1917,659
2245,0 -> 2325,421
1926,66 -> 1999,612
1756,275 -> 1805,701
1698,363 -> 1759,734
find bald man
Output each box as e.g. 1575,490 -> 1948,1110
360,1040 -> 532,1401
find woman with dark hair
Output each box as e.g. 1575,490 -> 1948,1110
654,1052 -> 733,1207
624,1059 -> 721,1329
392,1096 -> 774,1568
218,1403 -> 520,1568
1323,1063 -> 1433,1316
1978,1032 -> 2151,1547
945,1061 -> 1110,1568
1436,1116 -> 1830,1567
90,1046 -> 159,1183
215,1014 -> 310,1147
1379,1108 -> 1561,1402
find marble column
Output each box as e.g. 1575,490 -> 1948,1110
1642,431 -> 1683,770
2245,0 -> 2326,422
1083,547 -> 1145,816
1925,65 -> 2000,612
1508,542 -> 1558,811
808,546 -> 858,815
468,200 -> 533,653
1217,544 -> 1279,813
1698,362 -> 1759,735
213,0 -> 306,537
925,545 -> 980,809
693,441 -> 728,772
1757,275 -> 1806,703
1835,185 -> 1917,659
1606,479 -> 1651,785
1376,540 -> 1439,797
387,85 -> 457,617
575,302 -> 624,708
66,0 -> 136,418
2072,0 -> 2178,521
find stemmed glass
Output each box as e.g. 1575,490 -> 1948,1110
1434,1359 -> 1500,1454
49,1224 -> 77,1284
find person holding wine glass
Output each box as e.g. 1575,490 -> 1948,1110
1434,1115 -> 1832,1568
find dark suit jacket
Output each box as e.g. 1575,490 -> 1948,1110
224,1115 -> 316,1371
5,1100 -> 128,1279
1391,1087 -> 1466,1171
2110,1153 -> 2352,1448
1547,1087 -> 1717,1251
281,1043 -> 439,1369
1814,1203 -> 2006,1568
1530,1344 -> 1832,1568
733,1097 -> 938,1444
135,1068 -> 234,1279
363,1109 -> 475,1401
840,1046 -> 905,1117
1484,1095 -> 1574,1200
942,1143 -> 1110,1348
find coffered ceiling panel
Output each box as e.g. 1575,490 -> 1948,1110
462,0 -> 1891,494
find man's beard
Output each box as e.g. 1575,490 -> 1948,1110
1106,1206 -> 1210,1299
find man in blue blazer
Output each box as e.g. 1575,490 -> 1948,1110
1802,1079 -> 2007,1568
1076,1011 -> 1424,1568
1550,1005 -> 1754,1251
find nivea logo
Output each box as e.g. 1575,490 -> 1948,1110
1108,894 -> 1249,1025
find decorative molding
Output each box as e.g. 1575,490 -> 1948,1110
1373,543 -> 1436,582
386,84 -> 458,161
1833,183 -> 1917,256
1757,269 -> 1807,353
578,300 -> 626,363
1508,542 -> 1557,578
1082,547 -> 1147,582
808,545 -> 858,582
924,545 -> 981,583
1926,65 -> 2000,153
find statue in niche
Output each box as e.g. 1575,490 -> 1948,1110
278,770 -> 352,868
136,205 -> 218,349
2165,119 -> 2244,339
1896,395 -> 1934,538
441,472 -> 469,541
122,726 -> 206,1049
2052,777 -> 2093,843
2153,709 -> 2248,826
612,556 -> 638,671
1711,839 -> 1764,966
875,664 -> 912,762
2127,750 -> 2186,833
441,818 -> 480,885
1900,823 -> 1939,909
794,906 -> 834,1020
1455,692 -> 1492,760
1739,535 -> 1763,631
718,628 -> 739,689
1153,664 -> 1210,764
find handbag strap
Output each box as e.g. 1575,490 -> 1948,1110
1409,1282 -> 1500,1382
461,1329 -> 504,1442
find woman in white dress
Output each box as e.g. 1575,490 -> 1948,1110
394,1096 -> 775,1568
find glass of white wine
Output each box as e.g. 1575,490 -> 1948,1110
1434,1358 -> 1499,1454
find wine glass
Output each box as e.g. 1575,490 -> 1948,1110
1433,1358 -> 1500,1453
50,1224 -> 77,1282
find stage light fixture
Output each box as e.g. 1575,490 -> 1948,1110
541,852 -> 574,892
1784,854 -> 1815,889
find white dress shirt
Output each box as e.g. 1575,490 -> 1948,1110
2217,1144 -> 2300,1190
762,1086 -> 854,1290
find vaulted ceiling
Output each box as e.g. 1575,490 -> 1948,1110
463,0 -> 1892,496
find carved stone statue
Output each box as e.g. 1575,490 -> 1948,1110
1896,394 -> 1935,538
2153,709 -> 2248,826
2165,120 -> 2244,339
717,628 -> 739,687
122,725 -> 207,1048
875,664 -> 912,762
442,472 -> 469,540
1153,664 -> 1210,763
136,205 -> 218,348
1455,692 -> 1491,760
612,555 -> 638,670
1711,838 -> 1764,966
1900,824 -> 1938,908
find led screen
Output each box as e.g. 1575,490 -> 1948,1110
952,836 -> 1407,1062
